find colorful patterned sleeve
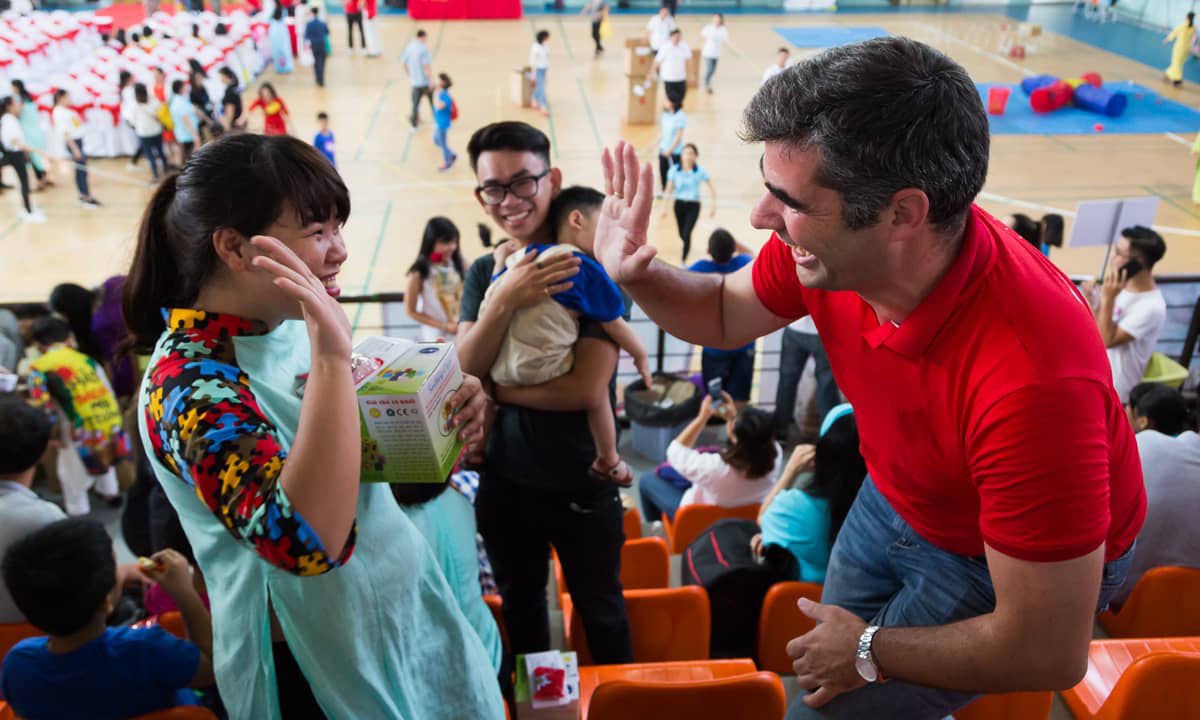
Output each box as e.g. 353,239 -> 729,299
143,345 -> 356,577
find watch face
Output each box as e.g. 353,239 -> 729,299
855,655 -> 878,683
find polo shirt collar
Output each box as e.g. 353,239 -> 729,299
864,205 -> 994,360
0,480 -> 38,500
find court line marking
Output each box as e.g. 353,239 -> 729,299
357,78 -> 395,162
576,77 -> 603,150
528,17 -> 561,160
909,20 -> 1035,77
351,198 -> 394,332
557,16 -> 576,62
1165,132 -> 1192,147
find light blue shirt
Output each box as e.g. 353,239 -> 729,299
759,486 -> 832,583
667,163 -> 709,202
168,94 -> 198,144
404,41 -> 433,87
658,109 -> 687,154
138,319 -> 504,720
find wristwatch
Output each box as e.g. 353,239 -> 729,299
855,625 -> 886,683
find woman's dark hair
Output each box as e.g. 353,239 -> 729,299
52,88 -> 67,106
134,82 -> 149,104
408,217 -> 465,279
1040,213 -> 1064,248
1189,11 -> 1195,26
171,79 -> 185,95
0,397 -> 53,476
48,284 -> 102,360
11,79 -> 32,103
219,66 -> 238,85
259,82 -> 278,101
438,72 -> 452,89
390,479 -> 449,507
536,30 -> 550,43
1008,213 -> 1040,250
467,121 -> 551,172
115,28 -> 127,46
721,406 -> 777,479
130,31 -> 140,44
2,518 -> 116,636
708,228 -> 736,264
806,413 -> 867,544
123,133 -> 350,352
188,58 -> 205,77
273,3 -> 284,20
118,70 -> 132,89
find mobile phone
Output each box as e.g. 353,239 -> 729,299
707,377 -> 723,411
1119,258 -> 1143,280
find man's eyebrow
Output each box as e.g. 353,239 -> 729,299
480,169 -> 534,186
759,155 -> 810,212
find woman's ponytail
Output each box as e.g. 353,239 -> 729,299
123,173 -> 181,353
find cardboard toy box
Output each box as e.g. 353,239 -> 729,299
352,337 -> 464,484
514,651 -> 580,720
512,65 -> 533,108
622,74 -> 658,125
686,47 -> 701,89
625,37 -> 655,78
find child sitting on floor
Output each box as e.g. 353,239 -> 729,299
480,186 -> 652,487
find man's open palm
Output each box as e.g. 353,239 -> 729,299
596,141 -> 659,284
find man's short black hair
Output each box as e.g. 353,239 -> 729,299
536,29 -> 550,44
467,121 -> 551,173
31,316 -> 71,346
0,398 -> 53,476
707,228 -> 737,264
1121,225 -> 1166,269
670,28 -> 681,36
416,29 -> 427,37
1132,383 -> 1192,436
550,186 -> 605,238
317,111 -> 328,120
3,518 -> 116,636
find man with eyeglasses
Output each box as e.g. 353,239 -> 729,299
456,121 -> 634,667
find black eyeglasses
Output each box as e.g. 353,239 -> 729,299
475,169 -> 550,206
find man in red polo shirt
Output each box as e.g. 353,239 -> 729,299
593,36 -> 1145,719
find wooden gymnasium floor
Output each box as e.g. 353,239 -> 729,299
4,10 -> 1199,339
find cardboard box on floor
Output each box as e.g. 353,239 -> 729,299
352,337 -> 464,484
625,37 -> 654,78
622,74 -> 658,125
512,66 -> 533,107
514,651 -> 580,720
686,47 -> 701,88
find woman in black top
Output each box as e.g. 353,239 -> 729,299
188,69 -> 218,142
218,67 -> 245,132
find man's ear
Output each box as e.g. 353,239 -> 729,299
1134,415 -> 1150,433
549,167 -> 563,197
888,188 -> 932,233
212,227 -> 253,272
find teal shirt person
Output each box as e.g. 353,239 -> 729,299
658,109 -> 687,154
169,94 -> 199,144
138,312 -> 504,720
759,482 -> 832,583
401,488 -> 503,673
667,163 -> 710,202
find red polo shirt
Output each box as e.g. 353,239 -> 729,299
752,205 -> 1145,562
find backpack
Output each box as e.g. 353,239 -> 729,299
681,518 -> 798,659
450,98 -> 459,121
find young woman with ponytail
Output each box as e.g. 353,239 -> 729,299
124,133 -> 504,720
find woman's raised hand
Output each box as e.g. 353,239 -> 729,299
250,235 -> 352,363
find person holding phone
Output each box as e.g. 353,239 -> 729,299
637,392 -> 780,524
1081,225 -> 1167,404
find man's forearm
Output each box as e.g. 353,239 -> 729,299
456,301 -> 516,378
1096,297 -> 1118,345
622,260 -> 728,347
872,613 -> 1084,693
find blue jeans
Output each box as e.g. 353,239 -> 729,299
701,348 -> 754,402
72,137 -> 90,198
638,469 -> 686,524
137,134 -> 166,180
784,477 -> 1134,720
704,56 -> 718,87
433,125 -> 455,166
774,328 -> 839,435
533,67 -> 548,107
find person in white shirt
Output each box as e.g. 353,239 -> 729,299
762,46 -> 791,85
0,96 -> 45,222
638,391 -> 782,523
131,82 -> 167,182
52,90 -> 100,209
0,398 -> 68,623
645,5 -> 676,52
1082,226 -> 1168,403
529,30 -> 551,116
700,13 -> 732,93
1111,383 -> 1200,606
649,29 -> 691,109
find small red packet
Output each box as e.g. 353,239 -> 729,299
532,666 -> 566,701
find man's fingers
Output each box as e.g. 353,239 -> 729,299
631,160 -> 655,220
797,597 -> 834,622
622,142 -> 638,203
786,635 -> 808,659
602,147 -> 615,196
803,686 -> 840,709
612,142 -> 627,197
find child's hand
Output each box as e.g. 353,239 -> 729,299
492,239 -> 517,266
634,353 -> 653,388
785,444 -> 816,475
139,550 -> 193,598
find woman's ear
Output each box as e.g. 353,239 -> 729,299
212,227 -> 253,272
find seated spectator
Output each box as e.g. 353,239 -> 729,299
689,229 -> 756,403
27,316 -> 129,515
392,479 -> 503,675
0,520 -> 214,719
1111,383 -> 1200,606
1081,226 -> 1167,403
0,397 -> 66,624
639,391 -> 780,523
750,405 -> 866,583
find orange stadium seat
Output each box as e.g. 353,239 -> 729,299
587,671 -> 786,720
755,581 -> 823,674
1061,637 -> 1200,720
555,537 -> 671,606
1098,566 -> 1200,638
664,503 -> 760,554
564,586 -> 710,665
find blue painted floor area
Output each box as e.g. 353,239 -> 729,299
978,81 -> 1200,135
774,25 -> 889,48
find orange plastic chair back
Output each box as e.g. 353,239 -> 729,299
587,671 -> 786,720
565,586 -> 710,665
954,692 -> 1052,720
483,594 -> 508,652
0,701 -> 15,720
1094,651 -> 1200,720
556,537 -> 671,605
1098,566 -> 1200,638
665,503 -> 760,554
624,506 -> 643,540
132,708 -> 219,719
755,581 -> 823,674
131,612 -> 187,640
0,622 -> 39,661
